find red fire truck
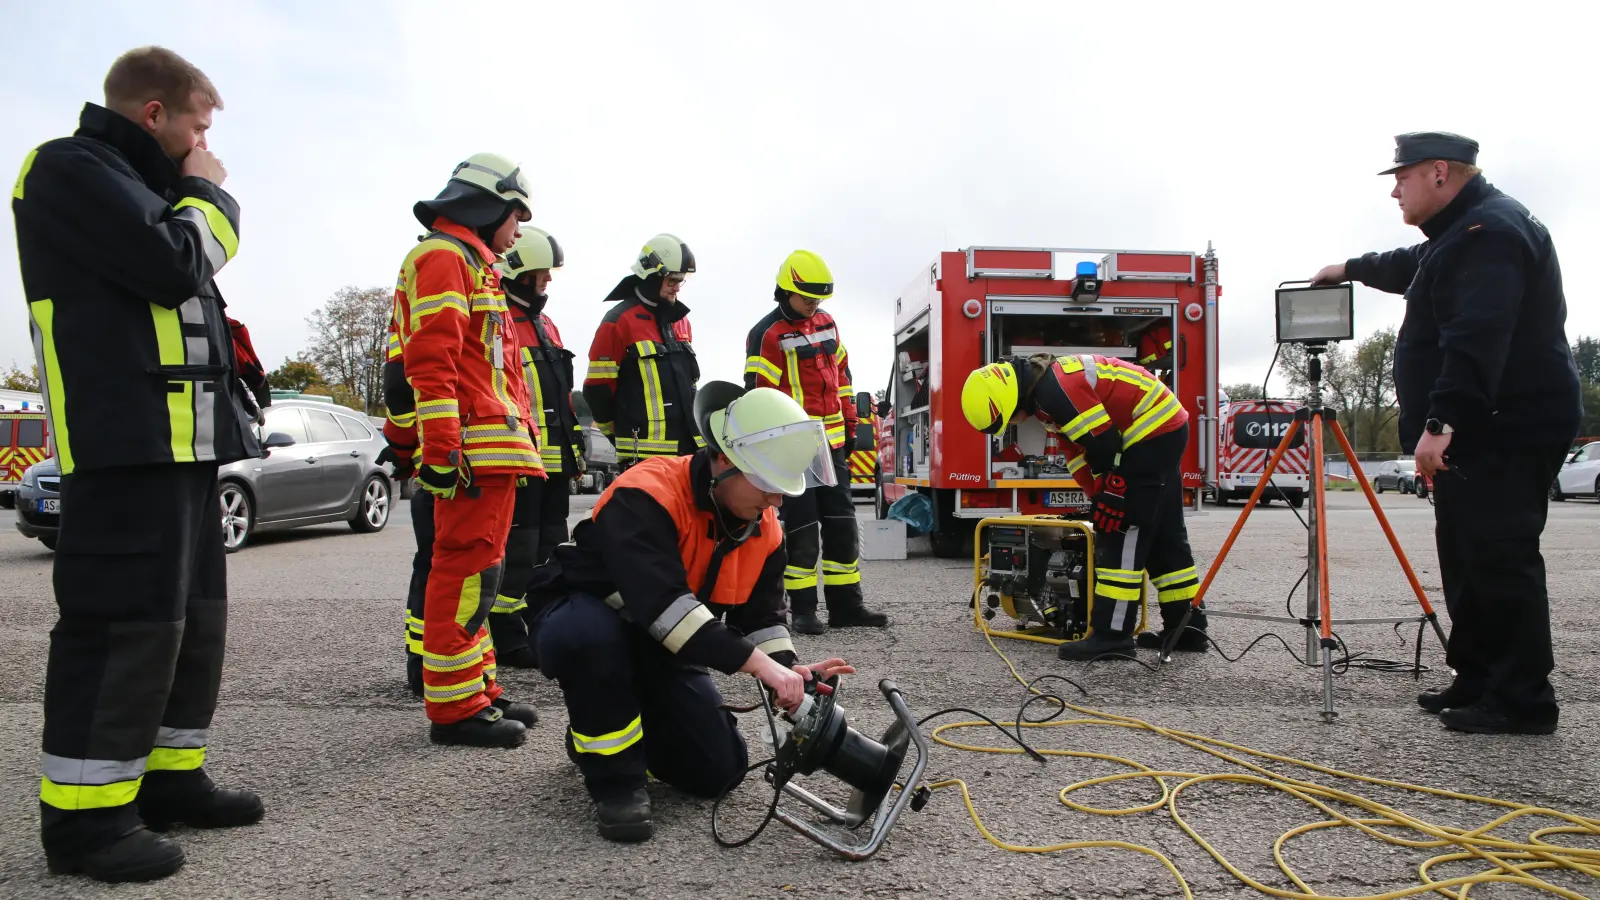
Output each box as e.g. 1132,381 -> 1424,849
876,245 -> 1222,557
0,408 -> 51,509
1215,398 -> 1308,507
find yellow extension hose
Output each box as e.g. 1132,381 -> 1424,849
914,627 -> 1600,899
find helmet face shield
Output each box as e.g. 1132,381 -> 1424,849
724,419 -> 836,496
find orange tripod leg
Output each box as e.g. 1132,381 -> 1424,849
1159,418 -> 1302,662
1329,421 -> 1449,650
1311,414 -> 1333,643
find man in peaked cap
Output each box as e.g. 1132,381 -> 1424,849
1312,132 -> 1582,735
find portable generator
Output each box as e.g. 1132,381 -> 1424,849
971,515 -> 1145,645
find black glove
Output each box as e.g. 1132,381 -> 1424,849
418,463 -> 460,500
1091,473 -> 1128,534
377,441 -> 418,481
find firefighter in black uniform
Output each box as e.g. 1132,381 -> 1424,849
1313,132 -> 1582,735
531,382 -> 854,842
483,228 -> 585,666
11,47 -> 264,882
582,234 -> 703,470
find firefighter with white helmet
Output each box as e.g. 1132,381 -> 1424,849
378,151 -> 543,746
745,249 -> 887,634
478,227 -> 584,666
529,382 -> 855,842
582,234 -> 703,470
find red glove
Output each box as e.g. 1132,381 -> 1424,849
1092,473 -> 1128,534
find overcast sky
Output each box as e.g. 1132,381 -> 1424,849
4,0 -> 1596,402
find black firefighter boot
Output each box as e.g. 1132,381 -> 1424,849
493,695 -> 539,727
429,706 -> 527,748
46,825 -> 186,883
137,768 -> 266,832
825,593 -> 889,629
595,788 -> 653,843
1135,605 -> 1210,653
1057,601 -> 1137,662
791,593 -> 826,635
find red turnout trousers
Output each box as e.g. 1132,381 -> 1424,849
421,474 -> 516,724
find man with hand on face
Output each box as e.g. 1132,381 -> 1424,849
582,234 -> 702,471
379,153 -> 544,748
12,45 -> 264,883
481,228 -> 583,668
745,250 -> 887,634
530,382 -> 854,843
961,354 -> 1204,661
1311,133 -> 1581,735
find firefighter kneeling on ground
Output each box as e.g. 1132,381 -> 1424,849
528,381 -> 855,842
961,354 -> 1209,659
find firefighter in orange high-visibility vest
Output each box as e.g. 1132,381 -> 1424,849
962,353 -> 1209,660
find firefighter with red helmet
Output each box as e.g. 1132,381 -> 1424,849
480,227 -> 584,666
961,354 -> 1209,659
744,250 -> 888,635
1135,321 -> 1175,376
529,382 -> 855,842
582,234 -> 702,469
379,153 -> 544,746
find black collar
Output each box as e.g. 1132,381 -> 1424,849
1420,174 -> 1490,239
634,289 -> 691,323
75,102 -> 179,194
690,450 -> 761,537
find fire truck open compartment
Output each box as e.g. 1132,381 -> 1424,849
880,246 -> 1219,558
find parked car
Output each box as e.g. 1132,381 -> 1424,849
14,400 -> 394,553
1550,441 -> 1600,502
1370,459 -> 1428,497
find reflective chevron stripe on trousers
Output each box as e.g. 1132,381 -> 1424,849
420,475 -> 518,724
534,592 -> 748,801
40,462 -> 228,856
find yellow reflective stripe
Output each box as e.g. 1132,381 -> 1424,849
389,410 -> 417,429
492,593 -> 529,613
838,384 -> 854,397
29,300 -> 72,473
823,570 -> 862,586
1152,567 -> 1198,588
462,447 -> 541,467
1065,455 -> 1088,474
587,361 -> 619,380
1158,583 -> 1200,604
410,292 -> 470,324
1095,581 -> 1143,601
1064,404 -> 1111,441
833,344 -> 848,365
173,197 -> 239,261
13,147 -> 38,200
1124,392 -> 1182,447
454,572 -> 484,628
150,304 -> 195,462
746,355 -> 782,385
424,676 -> 486,703
417,399 -> 458,422
785,348 -> 804,409
571,717 -> 644,756
423,647 -> 485,673
147,747 -> 205,772
638,358 -> 667,441
783,565 -> 818,590
41,776 -> 142,811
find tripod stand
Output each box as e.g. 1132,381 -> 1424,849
1164,344 -> 1448,720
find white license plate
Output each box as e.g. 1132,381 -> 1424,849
40,498 -> 59,513
1043,490 -> 1087,508
1237,475 -> 1259,484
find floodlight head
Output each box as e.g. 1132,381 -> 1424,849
1275,282 -> 1353,345
1070,261 -> 1101,303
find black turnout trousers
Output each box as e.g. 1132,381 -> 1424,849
777,450 -> 863,616
1088,425 -> 1198,635
41,462 -> 227,854
486,474 -> 571,656
1431,444 -> 1567,724
534,592 -> 748,801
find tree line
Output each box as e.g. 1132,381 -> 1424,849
1223,332 -> 1600,452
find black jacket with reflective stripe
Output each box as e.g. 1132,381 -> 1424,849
11,103 -> 258,474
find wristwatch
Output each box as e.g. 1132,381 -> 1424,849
1424,418 -> 1453,436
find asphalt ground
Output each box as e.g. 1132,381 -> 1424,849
1,486 -> 1596,898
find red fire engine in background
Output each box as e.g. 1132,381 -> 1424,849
1215,398 -> 1309,507
875,245 -> 1222,558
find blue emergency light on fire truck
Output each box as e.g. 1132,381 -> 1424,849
875,245 -> 1222,558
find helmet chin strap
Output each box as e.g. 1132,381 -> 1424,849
707,460 -> 759,543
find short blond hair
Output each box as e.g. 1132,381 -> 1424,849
104,46 -> 223,115
1447,161 -> 1481,181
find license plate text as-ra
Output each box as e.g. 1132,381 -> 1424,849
40,498 -> 60,513
1044,490 -> 1086,508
